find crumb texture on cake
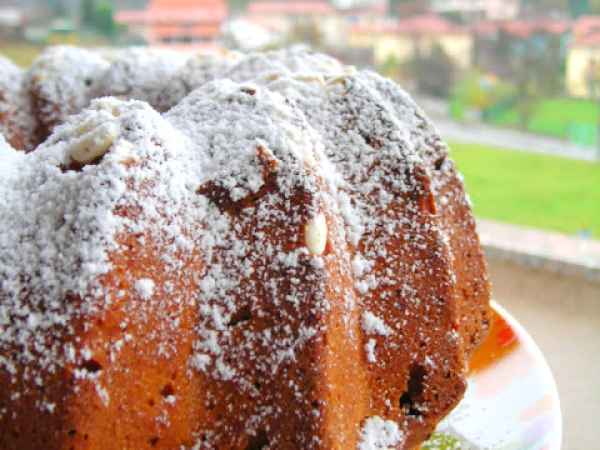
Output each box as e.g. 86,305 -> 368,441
0,46 -> 491,450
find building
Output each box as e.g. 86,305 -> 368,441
431,0 -> 520,21
337,0 -> 388,24
348,18 -> 396,55
484,0 -> 520,21
245,0 -> 339,45
350,14 -> 473,68
0,7 -> 24,40
332,0 -> 388,47
567,16 -> 600,98
473,18 -> 570,79
246,0 -> 335,34
116,0 -> 228,49
240,0 -> 390,49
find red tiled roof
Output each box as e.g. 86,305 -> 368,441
503,19 -> 569,38
471,20 -> 498,37
573,15 -> 600,36
247,1 -> 335,16
117,10 -> 227,22
116,10 -> 147,23
351,18 -> 396,34
573,16 -> 600,47
116,0 -> 228,25
152,23 -> 222,39
473,19 -> 571,39
339,0 -> 387,16
149,0 -> 223,8
542,20 -> 571,35
396,13 -> 465,34
574,30 -> 600,47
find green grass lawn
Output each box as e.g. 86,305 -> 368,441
487,97 -> 600,146
528,98 -> 599,142
1,36 -> 111,68
449,141 -> 600,238
530,97 -> 599,126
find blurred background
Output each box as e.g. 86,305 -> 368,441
0,0 -> 598,448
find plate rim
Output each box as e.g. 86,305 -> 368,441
490,300 -> 563,450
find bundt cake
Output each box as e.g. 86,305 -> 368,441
0,47 -> 491,450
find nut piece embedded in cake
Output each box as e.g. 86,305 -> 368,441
325,67 -> 358,87
294,73 -> 326,85
69,121 -> 120,164
304,213 -> 327,255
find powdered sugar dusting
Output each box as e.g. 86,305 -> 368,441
159,47 -> 345,111
26,46 -> 110,138
159,50 -> 243,111
166,79 -> 331,384
94,47 -> 189,112
365,338 -> 378,363
359,416 -> 405,450
226,46 -> 344,84
362,311 -> 391,336
134,278 -> 155,300
0,96 -> 193,385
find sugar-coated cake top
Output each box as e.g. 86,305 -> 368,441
26,46 -> 110,128
94,47 -> 189,111
225,46 -> 344,83
158,46 -> 346,111
0,98 -> 191,378
158,49 -> 244,110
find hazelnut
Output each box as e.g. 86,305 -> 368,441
294,73 -> 325,85
304,213 -> 328,255
69,121 -> 119,164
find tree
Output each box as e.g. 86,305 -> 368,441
228,0 -> 252,13
413,45 -> 456,98
80,0 -> 117,38
506,31 -> 565,129
521,0 -> 596,15
569,0 -> 591,17
379,55 -> 401,80
95,1 -> 117,38
48,0 -> 68,16
288,20 -> 323,48
388,0 -> 429,17
81,0 -> 96,27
